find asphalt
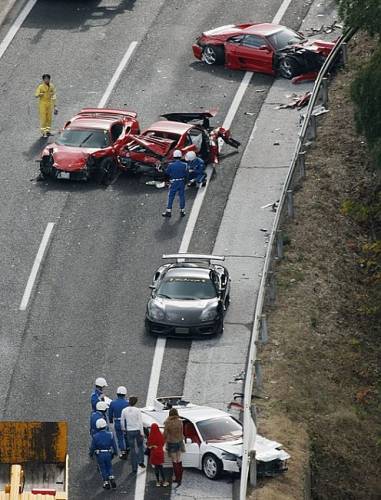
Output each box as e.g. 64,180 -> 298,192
0,0 -> 323,499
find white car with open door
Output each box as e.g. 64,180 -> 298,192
141,397 -> 290,480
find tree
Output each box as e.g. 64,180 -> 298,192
351,45 -> 381,168
337,0 -> 381,36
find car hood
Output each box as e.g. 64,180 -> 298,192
203,24 -> 243,40
126,135 -> 174,160
42,144 -> 99,171
149,297 -> 219,324
210,435 -> 290,462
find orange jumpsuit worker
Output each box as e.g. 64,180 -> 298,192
35,74 -> 57,137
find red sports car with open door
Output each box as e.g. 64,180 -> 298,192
39,108 -> 140,185
119,111 -> 240,179
192,23 -> 335,79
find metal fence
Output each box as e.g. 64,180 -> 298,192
239,27 -> 357,500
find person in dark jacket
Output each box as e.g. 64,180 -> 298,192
163,408 -> 185,487
162,150 -> 188,218
147,423 -> 169,487
185,150 -> 207,187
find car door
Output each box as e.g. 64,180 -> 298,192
229,34 -> 273,74
182,419 -> 202,468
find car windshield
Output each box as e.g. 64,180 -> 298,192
268,28 -> 304,50
156,276 -> 217,300
56,129 -> 110,148
197,417 -> 243,443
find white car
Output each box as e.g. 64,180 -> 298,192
141,397 -> 290,480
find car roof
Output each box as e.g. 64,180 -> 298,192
242,23 -> 285,36
146,120 -> 192,135
142,405 -> 231,426
68,117 -> 115,130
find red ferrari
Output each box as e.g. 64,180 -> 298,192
192,23 -> 335,79
39,108 -> 140,184
119,111 -> 240,176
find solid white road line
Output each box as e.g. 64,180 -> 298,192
97,41 -> 138,108
272,0 -> 294,24
19,222 -> 55,311
0,0 -> 38,60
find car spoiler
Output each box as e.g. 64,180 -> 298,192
78,108 -> 138,119
161,110 -> 218,127
162,253 -> 225,262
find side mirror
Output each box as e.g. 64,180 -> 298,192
185,438 -> 192,444
259,45 -> 270,51
149,285 -> 156,290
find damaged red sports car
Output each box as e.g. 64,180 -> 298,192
192,23 -> 335,79
39,108 -> 140,185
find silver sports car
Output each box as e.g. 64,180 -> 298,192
145,254 -> 231,337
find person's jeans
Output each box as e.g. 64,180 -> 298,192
167,181 -> 185,210
126,430 -> 144,472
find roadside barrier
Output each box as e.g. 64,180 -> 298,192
239,27 -> 357,500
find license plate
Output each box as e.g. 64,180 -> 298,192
175,327 -> 189,334
57,171 -> 70,179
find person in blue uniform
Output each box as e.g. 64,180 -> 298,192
185,151 -> 207,187
109,386 -> 129,459
91,377 -> 108,411
162,150 -> 188,218
90,401 -> 109,436
89,418 -> 118,490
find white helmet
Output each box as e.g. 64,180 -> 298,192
117,386 -> 127,395
96,401 -> 108,411
95,377 -> 108,388
96,418 -> 107,430
185,151 -> 196,162
173,149 -> 182,158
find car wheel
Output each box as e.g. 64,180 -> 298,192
202,453 -> 223,480
279,56 -> 300,79
202,45 -> 225,65
99,158 -> 119,186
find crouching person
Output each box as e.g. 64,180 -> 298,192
185,151 -> 207,187
89,418 -> 118,490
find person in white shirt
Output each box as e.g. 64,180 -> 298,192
120,396 -> 145,473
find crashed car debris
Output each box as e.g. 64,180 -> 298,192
119,110 -> 240,181
192,22 -> 336,79
39,108 -> 140,184
145,254 -> 231,337
142,397 -> 290,480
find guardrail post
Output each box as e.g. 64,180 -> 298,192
254,360 -> 262,390
297,151 -> 306,180
259,314 -> 268,344
267,270 -> 276,303
305,114 -> 317,142
276,229 -> 283,259
341,42 -> 348,66
317,77 -> 329,107
249,451 -> 257,488
287,189 -> 294,218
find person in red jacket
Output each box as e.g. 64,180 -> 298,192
147,423 -> 169,487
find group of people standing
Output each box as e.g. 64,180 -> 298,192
89,377 -> 186,490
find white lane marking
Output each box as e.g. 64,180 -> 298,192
273,0 -> 293,24
135,0 -> 295,496
19,223 -> 55,311
97,41 -> 138,108
0,0 -> 38,60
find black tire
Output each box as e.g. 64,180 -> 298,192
98,158 -> 118,186
202,45 -> 225,65
279,56 -> 300,79
202,453 -> 223,480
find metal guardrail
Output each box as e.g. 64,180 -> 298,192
239,27 -> 357,500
